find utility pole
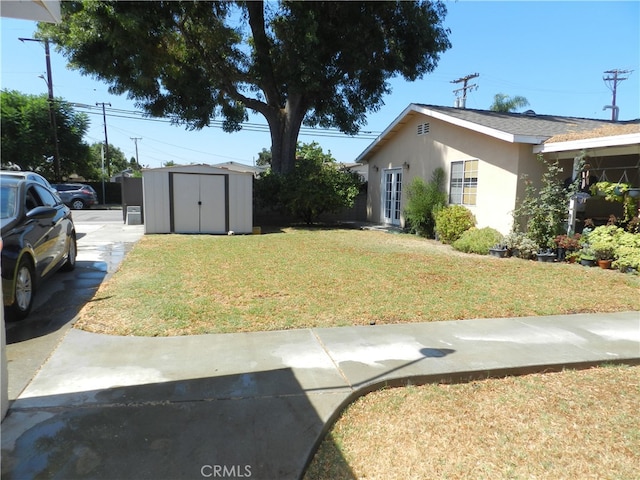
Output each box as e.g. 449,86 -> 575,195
603,69 -> 632,121
19,37 -> 61,181
130,137 -> 142,168
451,73 -> 479,108
96,102 -> 112,177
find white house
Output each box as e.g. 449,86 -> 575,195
356,104 -> 640,234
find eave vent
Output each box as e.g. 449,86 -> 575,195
417,123 -> 430,135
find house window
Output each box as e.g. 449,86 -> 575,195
449,160 -> 478,206
417,123 -> 430,135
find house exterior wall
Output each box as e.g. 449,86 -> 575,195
366,114 -> 530,234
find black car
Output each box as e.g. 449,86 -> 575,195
1,174 -> 77,320
52,183 -> 99,210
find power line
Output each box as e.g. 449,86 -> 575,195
70,102 -> 381,139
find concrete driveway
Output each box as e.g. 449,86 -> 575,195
4,209 -> 144,401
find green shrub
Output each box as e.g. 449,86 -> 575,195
404,168 -> 446,237
453,227 -> 504,255
503,231 -> 538,259
513,155 -> 579,249
435,205 -> 476,244
611,231 -> 640,272
254,142 -> 363,224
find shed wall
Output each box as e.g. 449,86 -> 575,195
143,170 -> 172,234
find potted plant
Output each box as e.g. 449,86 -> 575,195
553,233 -> 581,261
489,243 -> 508,258
591,242 -> 616,269
536,248 -> 557,262
579,247 -> 596,267
590,181 -> 639,223
503,232 -> 538,260
565,251 -> 580,264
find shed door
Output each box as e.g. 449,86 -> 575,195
172,173 -> 227,233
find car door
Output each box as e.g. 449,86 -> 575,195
25,185 -> 64,278
34,184 -> 68,272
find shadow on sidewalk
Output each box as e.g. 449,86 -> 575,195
2,367 -> 355,480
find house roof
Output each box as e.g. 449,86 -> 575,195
1,0 -> 61,23
356,103 -> 640,163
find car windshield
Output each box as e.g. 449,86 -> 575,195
1,185 -> 18,219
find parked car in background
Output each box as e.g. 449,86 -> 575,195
52,183 -> 98,210
1,174 -> 77,320
0,170 -> 58,194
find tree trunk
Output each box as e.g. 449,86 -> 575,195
264,94 -> 306,175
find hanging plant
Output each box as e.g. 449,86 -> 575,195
589,181 -> 639,222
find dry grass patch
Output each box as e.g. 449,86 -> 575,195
75,228 -> 640,336
305,365 -> 640,480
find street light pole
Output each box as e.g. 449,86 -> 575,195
19,37 -> 61,181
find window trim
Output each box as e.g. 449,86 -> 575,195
449,159 -> 478,206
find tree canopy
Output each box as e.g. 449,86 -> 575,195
1,89 -> 90,180
489,93 -> 530,113
39,1 -> 451,174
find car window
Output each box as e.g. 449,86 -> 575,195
0,185 -> 18,219
34,184 -> 59,207
25,187 -> 41,211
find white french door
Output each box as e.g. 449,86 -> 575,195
382,168 -> 403,226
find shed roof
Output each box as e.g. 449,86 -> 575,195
356,104 -> 640,163
142,163 -> 253,175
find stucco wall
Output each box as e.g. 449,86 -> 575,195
366,114 -> 528,234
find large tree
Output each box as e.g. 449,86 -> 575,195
38,1 -> 450,174
1,89 -> 90,180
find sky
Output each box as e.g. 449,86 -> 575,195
1,1 -> 639,170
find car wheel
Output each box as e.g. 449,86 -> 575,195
61,234 -> 77,272
7,257 -> 35,320
71,199 -> 86,210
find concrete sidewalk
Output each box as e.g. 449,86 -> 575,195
1,311 -> 639,479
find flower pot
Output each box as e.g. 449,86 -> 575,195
597,259 -> 612,269
628,188 -> 640,199
580,258 -> 596,267
489,248 -> 508,258
536,253 -> 557,263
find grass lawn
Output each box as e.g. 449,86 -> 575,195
304,365 -> 640,480
76,227 -> 640,336
76,227 -> 639,478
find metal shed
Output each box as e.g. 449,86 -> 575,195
142,164 -> 253,234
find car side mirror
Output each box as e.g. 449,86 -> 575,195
26,206 -> 57,221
